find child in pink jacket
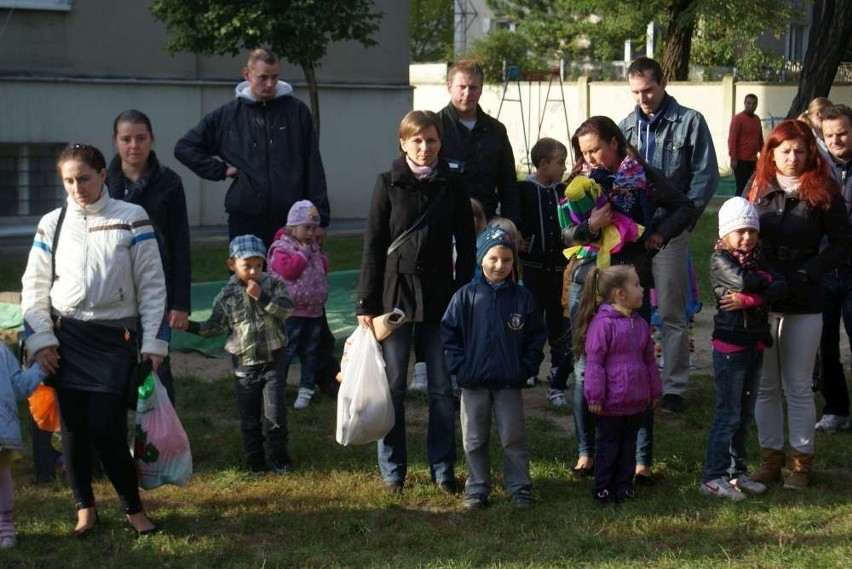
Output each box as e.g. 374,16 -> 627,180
268,200 -> 329,409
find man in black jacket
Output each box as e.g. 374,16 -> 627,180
438,59 -> 520,224
175,48 -> 329,248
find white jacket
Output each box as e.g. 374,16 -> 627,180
21,188 -> 168,357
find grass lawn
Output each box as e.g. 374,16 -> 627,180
2,214 -> 852,567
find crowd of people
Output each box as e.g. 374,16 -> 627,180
1,50 -> 851,548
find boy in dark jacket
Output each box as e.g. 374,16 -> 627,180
441,227 -> 546,510
517,137 -> 571,406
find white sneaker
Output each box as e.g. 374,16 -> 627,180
410,362 -> 427,391
294,387 -> 314,410
699,478 -> 746,501
815,414 -> 848,433
731,474 -> 767,495
546,388 -> 567,407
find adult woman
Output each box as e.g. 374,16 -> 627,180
108,109 -> 191,403
745,120 -> 850,488
356,110 -> 475,494
563,116 -> 694,482
21,144 -> 166,537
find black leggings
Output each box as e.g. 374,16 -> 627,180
55,388 -> 142,514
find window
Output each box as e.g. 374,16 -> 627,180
786,24 -> 806,63
0,144 -> 65,217
0,1 -> 71,11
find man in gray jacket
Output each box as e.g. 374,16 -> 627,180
619,57 -> 719,415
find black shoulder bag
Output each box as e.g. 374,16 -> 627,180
386,188 -> 447,256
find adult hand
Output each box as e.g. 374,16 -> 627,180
225,165 -> 239,178
357,315 -> 373,329
34,346 -> 60,375
588,403 -> 602,414
644,233 -> 665,251
246,279 -> 261,300
169,309 -> 189,331
719,292 -> 743,312
143,353 -> 164,371
314,226 -> 327,248
589,203 -> 612,233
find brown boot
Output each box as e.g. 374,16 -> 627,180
751,448 -> 785,484
783,450 -> 814,490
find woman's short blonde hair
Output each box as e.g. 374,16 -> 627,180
398,110 -> 443,153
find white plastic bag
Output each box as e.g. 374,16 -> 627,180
335,326 -> 395,446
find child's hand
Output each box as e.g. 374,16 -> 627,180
644,232 -> 665,251
517,238 -> 530,253
719,292 -> 742,311
246,279 -> 261,300
588,403 -> 602,414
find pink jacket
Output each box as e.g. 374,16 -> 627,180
583,303 -> 661,416
267,232 -> 329,317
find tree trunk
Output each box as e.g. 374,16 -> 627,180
786,1 -> 852,119
301,62 -> 321,140
660,0 -> 697,81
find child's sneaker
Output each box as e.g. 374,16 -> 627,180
0,535 -> 17,549
510,489 -> 533,509
815,414 -> 848,433
546,387 -> 567,407
294,387 -> 314,409
699,478 -> 746,501
270,453 -> 294,474
410,362 -> 427,392
463,494 -> 488,510
731,474 -> 767,495
593,488 -> 611,506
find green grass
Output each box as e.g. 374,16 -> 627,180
2,214 -> 852,567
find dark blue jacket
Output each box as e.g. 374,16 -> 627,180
441,279 -> 546,388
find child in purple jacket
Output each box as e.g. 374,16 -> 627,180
268,200 -> 330,410
573,265 -> 661,505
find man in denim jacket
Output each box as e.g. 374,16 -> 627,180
619,57 -> 719,415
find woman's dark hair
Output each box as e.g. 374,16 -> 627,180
572,265 -> 636,359
56,143 -> 107,174
747,119 -> 837,210
570,116 -> 647,176
113,109 -> 153,137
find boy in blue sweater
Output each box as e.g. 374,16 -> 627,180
441,227 -> 546,509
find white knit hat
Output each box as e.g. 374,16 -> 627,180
718,196 -> 760,238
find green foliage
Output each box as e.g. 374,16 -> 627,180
410,0 -> 453,62
150,0 -> 381,67
466,29 -> 545,83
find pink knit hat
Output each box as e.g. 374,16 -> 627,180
287,200 -> 320,227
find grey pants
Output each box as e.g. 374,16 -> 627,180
461,387 -> 531,498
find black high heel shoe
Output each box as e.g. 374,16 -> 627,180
73,507 -> 99,539
126,513 -> 159,538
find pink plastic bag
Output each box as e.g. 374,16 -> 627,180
133,371 -> 193,489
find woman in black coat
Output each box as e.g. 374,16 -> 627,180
356,110 -> 476,494
108,109 -> 191,403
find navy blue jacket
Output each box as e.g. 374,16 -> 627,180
441,279 -> 546,389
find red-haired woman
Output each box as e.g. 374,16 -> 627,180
745,120 -> 851,489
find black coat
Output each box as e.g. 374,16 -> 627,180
710,249 -> 785,347
516,179 -> 567,272
356,157 -> 476,323
749,181 -> 852,313
106,152 -> 191,313
438,104 -> 520,223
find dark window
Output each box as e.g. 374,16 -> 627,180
0,144 -> 65,217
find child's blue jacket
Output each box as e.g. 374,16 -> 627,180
441,279 -> 546,388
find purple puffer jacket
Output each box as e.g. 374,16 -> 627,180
584,303 -> 662,416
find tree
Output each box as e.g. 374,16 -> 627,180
410,0 -> 453,62
786,0 -> 852,118
659,0 -> 698,81
150,0 -> 382,138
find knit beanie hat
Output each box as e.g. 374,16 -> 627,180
287,200 -> 320,227
718,196 -> 759,238
476,226 -> 517,266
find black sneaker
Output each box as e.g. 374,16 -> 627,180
438,479 -> 458,495
270,458 -> 294,475
384,480 -> 404,496
463,494 -> 488,510
510,491 -> 533,509
247,461 -> 269,475
661,394 -> 685,414
615,488 -> 636,503
593,488 -> 611,506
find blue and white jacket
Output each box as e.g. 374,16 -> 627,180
441,278 -> 546,389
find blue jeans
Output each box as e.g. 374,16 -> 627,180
233,354 -> 289,468
819,268 -> 852,417
281,316 -> 322,391
378,322 -> 456,484
570,282 -> 654,466
701,348 -> 762,481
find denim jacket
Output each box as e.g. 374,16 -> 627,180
619,95 -> 719,221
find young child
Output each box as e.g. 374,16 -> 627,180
699,197 -> 785,500
0,344 -> 47,548
573,265 -> 661,505
517,138 -> 573,407
268,200 -> 330,410
186,235 -> 294,474
441,227 -> 546,509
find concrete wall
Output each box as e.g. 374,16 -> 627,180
412,68 -> 852,175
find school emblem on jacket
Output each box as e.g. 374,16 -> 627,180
507,313 -> 524,330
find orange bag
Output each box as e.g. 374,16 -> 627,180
28,384 -> 61,433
